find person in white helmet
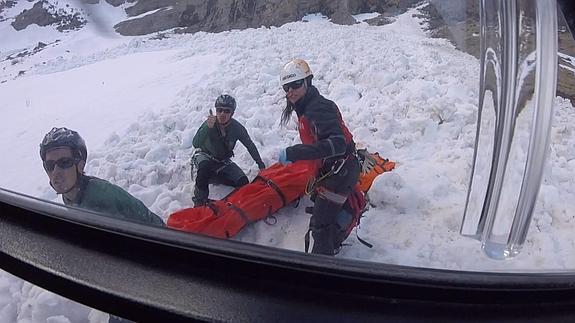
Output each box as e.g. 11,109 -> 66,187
277,59 -> 360,256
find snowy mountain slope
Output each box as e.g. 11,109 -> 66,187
0,0 -> 128,83
1,5 -> 575,323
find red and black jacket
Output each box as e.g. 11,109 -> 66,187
285,85 -> 355,172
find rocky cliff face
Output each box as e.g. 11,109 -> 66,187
4,0 -> 420,36
112,0 -> 421,36
4,0 -> 574,101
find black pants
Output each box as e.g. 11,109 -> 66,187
310,156 -> 360,255
192,152 -> 248,206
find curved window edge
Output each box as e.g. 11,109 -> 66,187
3,190 -> 575,321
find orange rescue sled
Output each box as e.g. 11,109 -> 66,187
168,160 -> 318,239
167,151 -> 395,238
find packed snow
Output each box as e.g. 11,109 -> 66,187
1,3 -> 575,323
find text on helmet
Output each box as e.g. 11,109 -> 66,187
282,73 -> 297,81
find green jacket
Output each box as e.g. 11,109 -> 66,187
193,118 -> 264,165
63,175 -> 165,227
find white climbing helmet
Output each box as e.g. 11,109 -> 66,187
280,59 -> 313,86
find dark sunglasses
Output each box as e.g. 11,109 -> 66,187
216,107 -> 233,114
43,157 -> 77,172
283,79 -> 305,92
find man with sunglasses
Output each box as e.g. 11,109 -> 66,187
191,94 -> 265,206
278,59 -> 360,256
40,127 -> 164,227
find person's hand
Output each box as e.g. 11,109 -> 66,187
207,109 -> 217,128
257,161 -> 266,170
278,149 -> 292,165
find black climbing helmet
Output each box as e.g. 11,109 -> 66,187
40,127 -> 87,162
215,94 -> 236,112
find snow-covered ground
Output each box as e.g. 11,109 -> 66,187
1,3 -> 575,322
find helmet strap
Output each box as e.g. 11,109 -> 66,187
305,75 -> 313,88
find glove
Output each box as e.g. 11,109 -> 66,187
257,161 -> 266,170
278,148 -> 292,165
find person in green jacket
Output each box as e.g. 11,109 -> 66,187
40,127 -> 164,227
191,94 -> 265,206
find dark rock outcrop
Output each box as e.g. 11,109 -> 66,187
558,21 -> 575,103
12,1 -> 57,30
105,0 -> 130,7
11,0 -> 86,32
79,0 -> 128,5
